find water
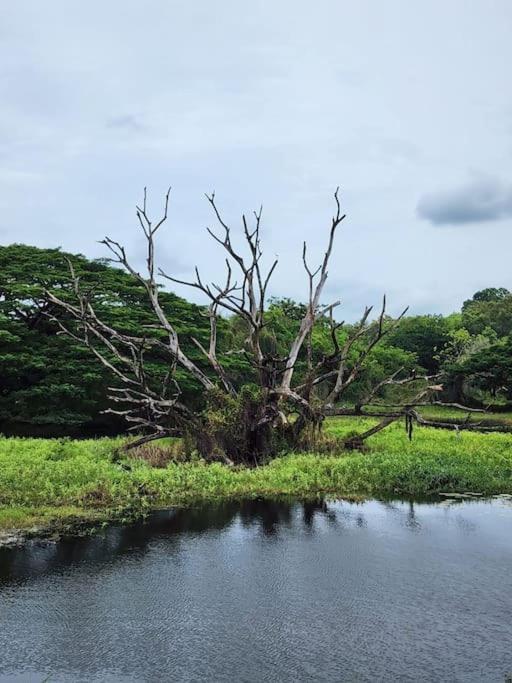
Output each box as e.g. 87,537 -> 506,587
0,498 -> 511,682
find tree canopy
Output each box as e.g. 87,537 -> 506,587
0,244 -> 212,435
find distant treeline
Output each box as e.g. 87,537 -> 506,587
1,244 -> 511,436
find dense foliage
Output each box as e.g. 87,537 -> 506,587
0,245 -> 213,435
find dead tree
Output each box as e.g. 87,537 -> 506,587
44,187 -> 478,463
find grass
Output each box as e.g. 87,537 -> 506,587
364,404 -> 512,426
1,414 -> 511,536
416,405 -> 512,426
0,506 -> 105,533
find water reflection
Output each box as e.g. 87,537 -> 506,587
0,497 -> 487,585
1,498 -> 511,683
1,499 -> 305,584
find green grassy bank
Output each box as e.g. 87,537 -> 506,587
1,417 -> 512,537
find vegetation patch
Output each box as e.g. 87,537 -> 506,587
1,416 -> 511,539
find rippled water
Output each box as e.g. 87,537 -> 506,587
1,498 -> 511,682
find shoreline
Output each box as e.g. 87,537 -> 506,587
2,492 -> 512,550
2,418 -> 512,549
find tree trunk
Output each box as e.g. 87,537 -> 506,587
446,374 -> 466,404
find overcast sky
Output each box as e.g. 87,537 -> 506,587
1,1 -> 511,319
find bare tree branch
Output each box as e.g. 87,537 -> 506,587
281,188 -> 346,390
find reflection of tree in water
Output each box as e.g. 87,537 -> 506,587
0,500 -> 321,582
302,499 -> 327,528
238,499 -> 293,535
0,498 -> 439,585
381,499 -> 422,531
406,501 -> 420,531
0,504 -> 242,584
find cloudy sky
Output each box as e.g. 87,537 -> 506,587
1,1 -> 511,319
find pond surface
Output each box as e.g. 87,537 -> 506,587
0,498 -> 511,682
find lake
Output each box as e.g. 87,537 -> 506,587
0,498 -> 511,682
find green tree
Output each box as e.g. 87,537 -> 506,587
387,315 -> 451,373
464,287 -> 510,304
461,288 -> 512,337
0,244 -> 212,435
461,337 -> 512,400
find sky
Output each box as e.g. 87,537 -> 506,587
1,1 -> 511,320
